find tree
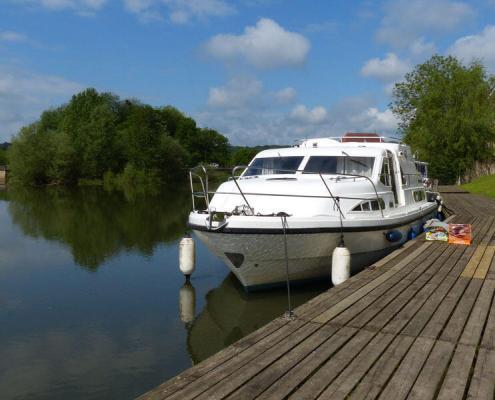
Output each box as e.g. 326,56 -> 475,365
7,88 -> 230,187
8,124 -> 54,184
392,55 -> 495,183
0,148 -> 7,165
230,147 -> 258,166
61,89 -> 122,178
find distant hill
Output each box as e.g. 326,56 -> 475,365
0,142 -> 10,150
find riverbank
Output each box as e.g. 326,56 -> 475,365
462,174 -> 495,199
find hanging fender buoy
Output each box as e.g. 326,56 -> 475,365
385,230 -> 403,242
179,233 -> 195,279
332,243 -> 350,286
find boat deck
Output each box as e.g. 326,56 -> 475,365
138,189 -> 495,400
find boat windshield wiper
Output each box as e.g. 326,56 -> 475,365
341,151 -> 368,168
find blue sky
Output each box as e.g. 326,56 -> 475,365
1,0 -> 495,145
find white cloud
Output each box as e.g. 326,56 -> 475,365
0,66 -> 82,141
0,31 -> 28,43
409,38 -> 436,57
197,97 -> 399,146
350,107 -> 398,132
448,25 -> 495,71
164,0 -> 235,24
361,53 -> 411,82
290,104 -> 328,125
271,87 -> 296,104
9,0 -> 107,14
203,18 -> 310,69
197,93 -> 399,146
377,0 -> 474,47
207,76 -> 262,109
122,0 -> 234,23
122,0 -> 162,21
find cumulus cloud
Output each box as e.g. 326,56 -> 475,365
271,87 -> 296,104
203,18 -> 310,69
197,90 -> 398,146
448,25 -> 495,71
290,104 -> 328,125
377,0 -> 474,47
361,53 -> 411,82
207,76 -> 262,109
409,38 -> 436,57
0,66 -> 82,141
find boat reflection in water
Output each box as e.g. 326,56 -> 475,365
184,274 -> 330,364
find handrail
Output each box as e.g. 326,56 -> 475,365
231,165 -> 254,213
189,165 -> 210,211
188,163 -> 411,219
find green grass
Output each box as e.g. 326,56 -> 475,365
462,174 -> 495,198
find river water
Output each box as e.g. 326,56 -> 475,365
0,186 -> 330,400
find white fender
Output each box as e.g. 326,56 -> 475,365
179,234 -> 195,277
332,245 -> 350,286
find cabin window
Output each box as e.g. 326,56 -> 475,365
303,156 -> 375,177
244,156 -> 304,176
351,198 -> 385,212
413,190 -> 426,202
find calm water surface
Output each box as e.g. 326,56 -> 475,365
0,187 -> 330,400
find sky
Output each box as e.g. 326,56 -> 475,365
1,0 -> 495,145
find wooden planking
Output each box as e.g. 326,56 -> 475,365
466,348 -> 495,399
347,335 -> 415,400
254,327 -> 359,400
461,245 -> 488,278
440,279 -> 484,343
312,243 -> 433,324
459,279 -> 495,347
473,246 -> 495,280
436,344 -> 477,400
315,333 -> 396,400
377,337 -> 435,400
285,329 -> 377,399
222,323 -> 341,400
407,340 -> 456,400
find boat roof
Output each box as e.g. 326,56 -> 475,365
255,135 -> 411,159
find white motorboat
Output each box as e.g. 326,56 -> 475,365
188,133 -> 438,290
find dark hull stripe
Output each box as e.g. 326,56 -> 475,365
190,208 -> 437,235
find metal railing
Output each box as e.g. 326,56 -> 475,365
188,165 -> 386,220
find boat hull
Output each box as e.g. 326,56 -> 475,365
193,210 -> 435,290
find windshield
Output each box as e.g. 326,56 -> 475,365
244,156 -> 304,176
303,156 -> 375,177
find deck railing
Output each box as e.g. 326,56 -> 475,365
189,165 -> 389,221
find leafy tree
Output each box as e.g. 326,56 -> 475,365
0,148 -> 7,165
7,124 -> 54,184
7,88 -> 230,187
392,55 -> 495,183
61,89 -> 122,178
230,147 -> 259,166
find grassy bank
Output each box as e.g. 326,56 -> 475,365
462,175 -> 495,198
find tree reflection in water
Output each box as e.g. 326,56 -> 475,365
5,186 -> 191,270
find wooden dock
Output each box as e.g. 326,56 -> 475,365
138,189 -> 495,400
